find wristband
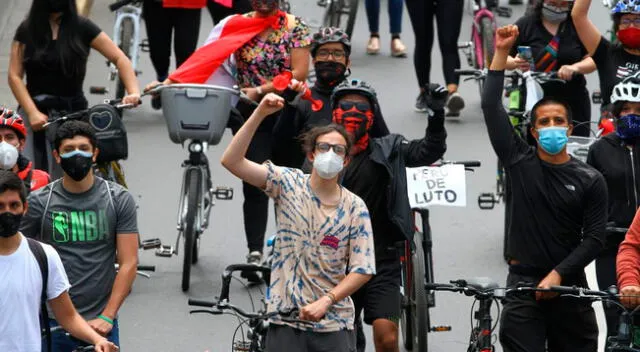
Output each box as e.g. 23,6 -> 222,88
256,86 -> 264,96
326,291 -> 337,305
98,314 -> 114,325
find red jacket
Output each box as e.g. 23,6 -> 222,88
163,0 -> 206,9
617,209 -> 640,288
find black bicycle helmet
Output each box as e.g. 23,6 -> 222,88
310,27 -> 352,58
331,79 -> 378,108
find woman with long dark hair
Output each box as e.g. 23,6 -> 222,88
8,0 -> 140,179
505,0 -> 596,137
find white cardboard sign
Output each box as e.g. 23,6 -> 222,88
406,165 -> 467,208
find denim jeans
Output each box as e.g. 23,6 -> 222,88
365,0 -> 403,34
43,318 -> 120,351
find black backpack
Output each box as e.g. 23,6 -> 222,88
86,103 -> 128,163
26,238 -> 51,350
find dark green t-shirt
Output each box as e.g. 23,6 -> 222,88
20,177 -> 138,319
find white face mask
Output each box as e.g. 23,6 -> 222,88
0,142 -> 18,170
313,149 -> 344,179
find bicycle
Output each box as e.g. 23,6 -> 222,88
425,280 -> 640,351
188,263 -> 311,351
398,160 -> 482,352
107,0 -> 149,99
458,0 -> 512,96
319,0 -> 358,39
149,84 -> 256,291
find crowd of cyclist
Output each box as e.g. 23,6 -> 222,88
4,0 -> 640,351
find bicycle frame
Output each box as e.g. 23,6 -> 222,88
110,4 -> 142,79
471,8 -> 496,69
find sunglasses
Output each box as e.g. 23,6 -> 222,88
315,142 -> 347,156
339,101 -> 371,113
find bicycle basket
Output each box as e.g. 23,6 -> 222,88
87,103 -> 128,163
566,136 -> 597,163
160,84 -> 234,145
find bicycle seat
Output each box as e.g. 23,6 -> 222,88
465,277 -> 499,291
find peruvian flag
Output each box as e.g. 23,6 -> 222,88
168,11 -> 285,85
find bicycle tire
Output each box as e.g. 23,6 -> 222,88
480,16 -> 495,70
323,0 -> 341,28
401,243 -> 414,350
412,230 -> 429,352
115,18 -> 134,100
182,169 -> 200,292
344,0 -> 358,39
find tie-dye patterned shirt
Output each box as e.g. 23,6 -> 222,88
263,161 -> 376,332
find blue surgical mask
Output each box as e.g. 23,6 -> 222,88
616,114 -> 640,141
537,126 -> 569,155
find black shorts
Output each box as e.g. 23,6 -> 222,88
266,324 -> 356,352
352,258 -> 401,325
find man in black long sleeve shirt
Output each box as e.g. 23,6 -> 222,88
272,27 -> 390,168
483,25 -> 607,352
330,79 -> 447,352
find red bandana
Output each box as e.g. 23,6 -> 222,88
333,108 -> 374,155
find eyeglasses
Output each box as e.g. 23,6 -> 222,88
620,17 -> 640,27
315,142 -> 347,156
339,101 -> 371,112
316,49 -> 346,59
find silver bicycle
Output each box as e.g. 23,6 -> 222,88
149,84 -> 258,291
107,0 -> 148,99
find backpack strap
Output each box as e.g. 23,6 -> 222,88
40,179 -> 62,241
26,238 -> 51,351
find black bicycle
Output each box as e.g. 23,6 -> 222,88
426,279 -> 640,351
188,263 -> 310,352
398,160 -> 481,352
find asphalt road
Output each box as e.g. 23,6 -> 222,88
0,0 -> 616,351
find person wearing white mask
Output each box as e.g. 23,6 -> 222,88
221,93 -> 375,351
0,107 -> 49,193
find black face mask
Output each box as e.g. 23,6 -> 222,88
60,151 -> 94,181
48,0 -> 67,13
315,61 -> 347,87
0,212 -> 23,238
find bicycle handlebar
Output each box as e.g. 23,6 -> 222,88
114,264 -> 156,271
188,298 -> 216,308
146,83 -> 258,107
425,281 -> 616,300
436,160 -> 482,168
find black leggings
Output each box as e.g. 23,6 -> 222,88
404,0 -> 464,87
206,0 -> 252,25
143,0 -> 202,81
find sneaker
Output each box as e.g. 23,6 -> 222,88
391,38 -> 407,58
367,36 -> 380,55
446,91 -> 465,117
415,92 -> 428,113
240,251 -> 263,283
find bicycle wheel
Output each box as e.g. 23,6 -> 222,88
322,0 -> 358,38
182,169 -> 200,292
344,0 -> 358,39
411,231 -> 429,352
115,18 -> 134,99
323,0 -> 341,28
400,242 -> 414,350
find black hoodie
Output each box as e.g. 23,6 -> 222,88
587,133 -> 640,247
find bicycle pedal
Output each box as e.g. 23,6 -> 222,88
140,39 -> 150,53
141,238 -> 162,250
478,193 -> 497,210
496,6 -> 513,17
155,245 -> 175,257
430,325 -> 452,332
214,186 -> 234,200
